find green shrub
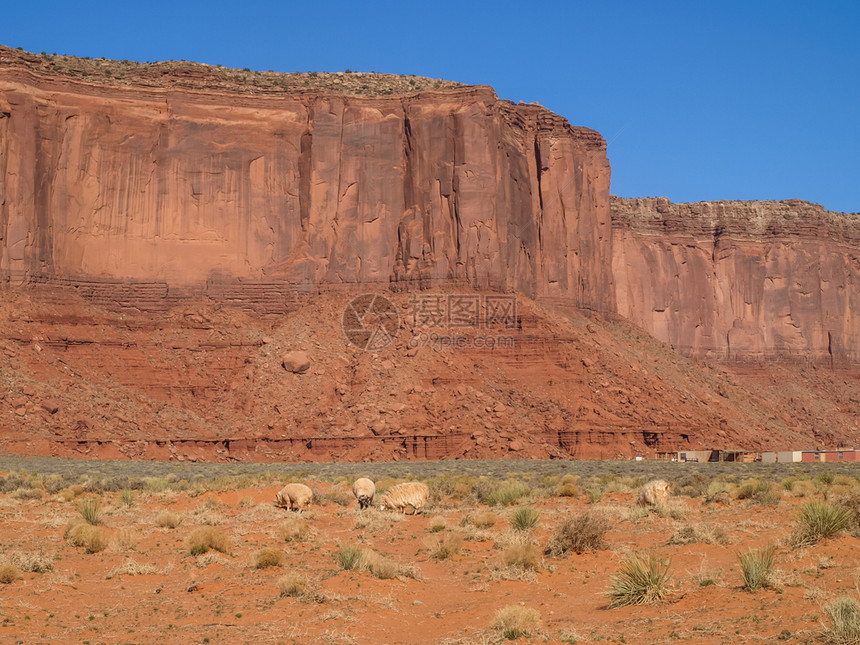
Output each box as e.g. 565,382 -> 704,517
824,597 -> 860,644
482,480 -> 531,507
76,498 -> 102,525
791,500 -> 851,547
545,511 -> 609,556
738,544 -> 775,592
607,553 -> 671,608
335,545 -> 363,570
510,507 -> 540,531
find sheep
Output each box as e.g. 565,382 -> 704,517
275,483 -> 313,512
378,481 -> 429,515
638,479 -> 671,506
352,477 -> 376,509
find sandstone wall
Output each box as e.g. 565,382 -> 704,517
612,196 -> 860,363
0,50 -> 613,312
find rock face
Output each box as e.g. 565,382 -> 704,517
0,46 -> 613,313
612,196 -> 860,364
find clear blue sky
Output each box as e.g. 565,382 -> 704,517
3,1 -> 858,213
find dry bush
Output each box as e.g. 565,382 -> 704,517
704,480 -> 732,504
789,479 -> 817,498
58,484 -> 85,502
493,605 -> 542,640
824,596 -> 860,644
651,499 -> 688,520
6,550 -> 54,573
12,487 -> 43,500
65,522 -> 109,553
107,559 -> 168,578
323,489 -> 353,507
545,511 -> 609,557
428,516 -> 448,533
501,543 -> 542,571
0,564 -> 19,584
279,517 -> 314,542
432,533 -> 464,560
187,527 -> 231,555
463,511 -> 499,529
668,522 -> 728,545
351,508 -> 403,531
736,479 -> 781,505
253,547 -> 286,569
362,550 -> 400,579
76,497 -> 103,525
278,572 -> 308,597
110,528 -> 137,552
335,545 -> 363,570
555,483 -> 580,498
155,511 -> 182,529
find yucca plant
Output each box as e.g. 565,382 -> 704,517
76,497 -> 102,525
738,544 -> 775,592
607,553 -> 671,608
791,500 -> 851,546
510,506 -> 540,531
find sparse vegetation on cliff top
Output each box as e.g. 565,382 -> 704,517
0,44 -> 465,97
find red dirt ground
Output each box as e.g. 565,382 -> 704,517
0,479 -> 854,644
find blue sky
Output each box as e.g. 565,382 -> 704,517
3,1 -> 858,212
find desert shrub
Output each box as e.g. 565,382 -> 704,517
362,550 -> 400,579
65,522 -> 108,553
586,488 -> 603,504
835,490 -> 860,533
493,605 -> 542,640
278,573 -> 308,597
560,474 -> 580,487
481,480 -> 531,507
432,533 -> 464,560
555,483 -> 580,498
790,479 -> 817,497
462,511 -> 498,529
652,500 -> 688,520
107,560 -> 164,578
790,500 -> 851,547
12,487 -> 43,500
59,484 -> 85,502
155,511 -> 181,529
668,523 -> 728,545
704,480 -> 732,504
674,472 -> 712,498
110,528 -> 136,551
6,550 -> 53,573
501,543 -> 541,571
824,597 -> 860,644
738,544 -> 775,592
187,527 -> 230,556
510,506 -> 540,531
279,517 -> 313,542
323,490 -> 353,507
76,497 -> 102,525
545,511 -> 609,556
335,545 -> 363,570
816,471 -> 836,487
607,553 -> 671,608
253,548 -> 285,569
736,478 -> 781,505
0,565 -> 19,584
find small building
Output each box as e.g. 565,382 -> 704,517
777,451 -> 803,463
802,449 -> 860,462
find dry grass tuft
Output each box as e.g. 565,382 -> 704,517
360,549 -> 422,580
65,522 -> 109,553
253,547 -> 286,569
738,544 -> 776,592
462,511 -> 499,529
277,573 -> 329,603
279,517 -> 314,542
187,526 -> 231,556
76,497 -> 102,525
0,564 -> 20,584
155,511 -> 182,529
823,596 -> 860,644
5,549 -> 54,573
107,559 -> 169,578
493,605 -> 542,640
555,483 -> 580,498
110,528 -> 137,552
501,543 -> 542,571
668,522 -> 728,545
431,533 -> 464,560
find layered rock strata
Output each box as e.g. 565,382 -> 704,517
0,46 -> 613,313
612,196 -> 860,364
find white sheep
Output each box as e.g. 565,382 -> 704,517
638,479 -> 671,506
275,483 -> 313,512
378,481 -> 429,515
352,477 -> 376,509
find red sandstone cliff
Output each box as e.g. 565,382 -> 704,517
612,196 -> 860,364
0,46 -> 613,313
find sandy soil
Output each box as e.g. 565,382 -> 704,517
0,475 -> 855,644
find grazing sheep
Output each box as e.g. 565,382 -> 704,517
638,479 -> 671,506
275,483 -> 313,512
352,478 -> 376,509
379,481 -> 429,515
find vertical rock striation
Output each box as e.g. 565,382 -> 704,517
612,196 -> 860,364
0,46 -> 613,312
